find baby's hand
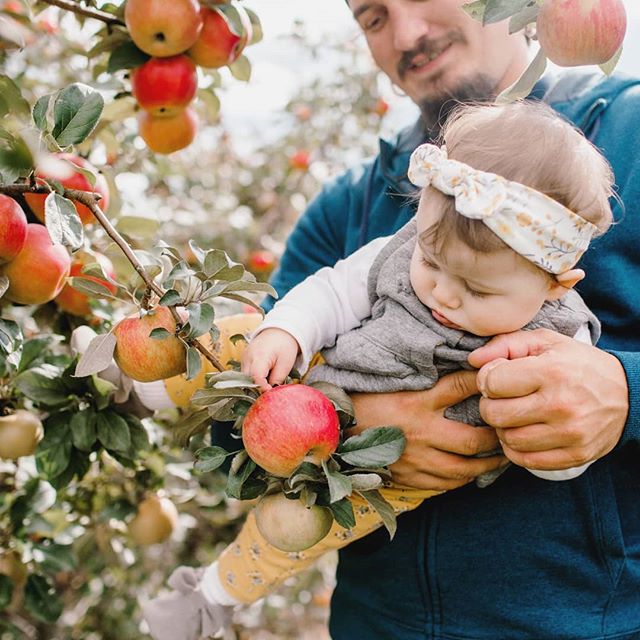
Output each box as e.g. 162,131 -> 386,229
241,328 -> 300,392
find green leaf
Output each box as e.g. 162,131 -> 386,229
0,574 -> 13,610
107,40 -> 150,73
33,94 -> 52,132
600,45 -> 623,76
0,276 -> 8,300
197,88 -> 221,120
116,215 -> 160,238
245,7 -> 263,45
348,473 -> 383,491
74,332 -> 116,377
52,83 -> 104,147
228,54 -> 251,82
0,129 -> 34,178
24,574 -> 63,623
185,346 -> 202,381
159,289 -> 182,307
67,276 -> 115,299
18,337 -> 53,373
33,543 -> 77,573
337,427 -> 406,468
44,193 -> 83,250
508,1 -> 539,33
496,47 -> 546,104
462,0 -> 487,21
194,446 -> 230,473
358,489 -> 397,539
99,497 -> 137,522
483,0 -> 532,24
96,411 -> 131,453
185,302 -> 215,339
14,365 -> 70,406
329,497 -> 356,529
123,414 -> 150,455
70,409 -> 97,452
149,327 -> 172,340
227,452 -> 258,499
322,460 -> 353,503
35,415 -> 72,479
0,74 -> 30,118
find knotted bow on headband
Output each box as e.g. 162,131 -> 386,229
407,143 -> 598,274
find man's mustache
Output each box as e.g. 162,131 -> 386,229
398,33 -> 464,79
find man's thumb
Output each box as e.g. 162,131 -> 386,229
433,369 -> 479,408
468,329 -> 559,369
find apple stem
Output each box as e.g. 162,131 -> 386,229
0,182 -> 225,372
39,0 -> 125,26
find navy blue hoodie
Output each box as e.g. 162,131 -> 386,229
265,70 -> 640,639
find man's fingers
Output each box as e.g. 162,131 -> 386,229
468,328 -> 562,369
477,356 -> 547,399
431,369 -> 479,409
425,421 -> 500,457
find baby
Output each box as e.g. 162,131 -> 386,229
143,100 -> 614,640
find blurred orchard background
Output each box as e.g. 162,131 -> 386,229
0,1 -> 638,639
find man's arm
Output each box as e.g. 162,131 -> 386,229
468,329 -> 629,470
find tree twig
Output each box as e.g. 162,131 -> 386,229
39,0 -> 125,26
0,183 -> 224,372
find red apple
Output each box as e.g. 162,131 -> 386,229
131,55 -> 198,116
137,108 -> 198,154
536,0 -> 627,66
113,306 -> 187,382
254,493 -> 334,552
289,150 -> 311,171
188,5 -> 252,69
0,195 -> 27,264
54,251 -> 117,317
1,224 -> 71,305
24,153 -> 110,225
242,384 -> 340,477
246,249 -> 276,276
124,0 -> 203,58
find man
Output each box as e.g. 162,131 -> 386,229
265,1 -> 640,638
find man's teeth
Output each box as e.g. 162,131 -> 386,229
411,49 -> 443,68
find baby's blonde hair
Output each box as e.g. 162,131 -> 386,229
421,101 -> 615,259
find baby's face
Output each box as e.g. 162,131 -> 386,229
410,198 -> 557,337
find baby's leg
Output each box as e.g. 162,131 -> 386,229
216,485 -> 440,604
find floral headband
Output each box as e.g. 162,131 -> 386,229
407,143 -> 598,274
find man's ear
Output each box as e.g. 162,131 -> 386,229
546,268 -> 585,300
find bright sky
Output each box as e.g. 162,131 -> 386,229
221,0 -> 640,141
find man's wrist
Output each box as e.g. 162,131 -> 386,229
605,349 -> 640,449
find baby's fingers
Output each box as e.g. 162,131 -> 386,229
267,353 -> 296,387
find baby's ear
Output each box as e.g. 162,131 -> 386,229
546,268 -> 585,300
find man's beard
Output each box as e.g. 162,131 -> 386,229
418,75 -> 498,136
395,32 -> 499,136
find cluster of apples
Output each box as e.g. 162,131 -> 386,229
0,154 -> 115,316
125,0 -> 253,154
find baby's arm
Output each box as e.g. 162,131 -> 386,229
241,235 -> 390,389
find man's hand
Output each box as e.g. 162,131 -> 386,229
351,370 -> 506,491
469,328 -> 628,471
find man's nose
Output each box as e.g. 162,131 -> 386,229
391,7 -> 431,52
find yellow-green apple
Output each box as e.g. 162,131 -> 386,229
188,4 -> 252,69
113,306 -> 187,382
289,150 -> 310,171
124,0 -> 202,57
242,384 -> 340,477
128,494 -> 178,545
536,0 -> 627,66
0,410 -> 43,459
54,251 -> 117,317
24,153 -> 110,225
137,107 -> 198,154
254,493 -> 334,552
131,54 -> 198,116
0,194 -> 27,264
1,224 -> 71,305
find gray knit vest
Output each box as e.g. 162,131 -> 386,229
307,219 -> 601,486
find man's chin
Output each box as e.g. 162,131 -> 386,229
417,74 -> 498,134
